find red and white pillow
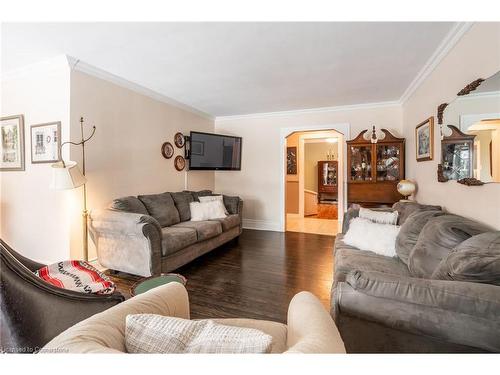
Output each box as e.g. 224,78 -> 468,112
35,260 -> 115,295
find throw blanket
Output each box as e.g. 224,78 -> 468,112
35,260 -> 115,295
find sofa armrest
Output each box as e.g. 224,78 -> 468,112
335,270 -> 500,351
89,209 -> 162,277
342,208 -> 359,234
41,283 -> 190,353
285,291 -> 345,353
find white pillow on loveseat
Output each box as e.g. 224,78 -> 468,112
189,200 -> 227,221
343,217 -> 400,257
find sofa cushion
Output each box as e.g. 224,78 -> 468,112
392,201 -> 441,225
173,220 -> 223,242
223,195 -> 240,215
395,210 -> 445,265
171,192 -> 194,222
109,196 -> 149,215
184,190 -> 213,202
334,235 -> 410,285
138,192 -> 180,227
161,227 -> 198,256
408,215 -> 492,278
211,214 -> 240,231
432,232 -> 500,286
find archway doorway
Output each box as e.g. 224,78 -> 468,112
284,129 -> 344,236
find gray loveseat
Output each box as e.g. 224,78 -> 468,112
331,202 -> 500,353
90,190 -> 243,277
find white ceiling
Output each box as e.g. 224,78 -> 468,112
1,22 -> 456,117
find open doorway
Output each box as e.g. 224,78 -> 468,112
285,130 -> 342,236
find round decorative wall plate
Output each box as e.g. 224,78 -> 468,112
174,155 -> 186,171
174,132 -> 185,148
161,142 -> 174,159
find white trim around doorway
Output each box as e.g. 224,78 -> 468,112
280,123 -> 350,233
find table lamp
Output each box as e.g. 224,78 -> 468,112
397,179 -> 416,201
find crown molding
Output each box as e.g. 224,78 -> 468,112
399,22 -> 474,105
215,100 -> 401,123
66,56 -> 214,121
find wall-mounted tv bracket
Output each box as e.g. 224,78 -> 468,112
184,135 -> 191,160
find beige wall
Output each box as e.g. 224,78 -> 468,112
402,22 -> 500,229
215,105 -> 402,230
304,142 -> 338,192
69,71 -> 215,259
1,58 -> 72,262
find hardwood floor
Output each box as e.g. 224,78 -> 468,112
286,213 -> 338,236
107,229 -> 335,323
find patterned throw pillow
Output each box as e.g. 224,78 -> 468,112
35,260 -> 115,295
125,315 -> 273,354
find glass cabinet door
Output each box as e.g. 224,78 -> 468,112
376,144 -> 402,181
349,145 -> 373,181
322,162 -> 337,186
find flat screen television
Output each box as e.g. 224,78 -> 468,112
188,131 -> 242,170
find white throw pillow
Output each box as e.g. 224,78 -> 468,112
343,217 -> 400,257
125,314 -> 273,354
199,195 -> 228,215
359,207 -> 398,225
189,201 -> 226,221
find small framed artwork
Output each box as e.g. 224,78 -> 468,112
30,122 -> 61,164
174,155 -> 186,171
1,114 -> 25,171
415,117 -> 434,162
174,132 -> 185,148
287,146 -> 297,174
161,142 -> 174,159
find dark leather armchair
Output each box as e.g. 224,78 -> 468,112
0,239 -> 124,353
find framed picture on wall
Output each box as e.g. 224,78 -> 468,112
1,114 -> 25,171
30,122 -> 61,163
415,117 -> 434,162
287,146 -> 297,174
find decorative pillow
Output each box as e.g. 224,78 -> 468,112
125,315 -> 273,354
35,261 -> 115,295
138,192 -> 180,227
109,196 -> 149,215
359,207 -> 398,225
190,201 -> 227,221
408,215 -> 492,278
395,210 -> 445,265
432,232 -> 500,285
199,195 -> 228,214
171,192 -> 195,221
342,217 -> 401,257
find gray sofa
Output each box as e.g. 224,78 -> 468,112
89,190 -> 243,277
331,202 -> 500,353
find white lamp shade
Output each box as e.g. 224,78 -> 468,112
50,161 -> 86,190
397,179 -> 416,197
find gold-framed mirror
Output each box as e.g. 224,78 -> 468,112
437,71 -> 500,185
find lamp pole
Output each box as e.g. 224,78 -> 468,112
80,117 -> 89,261
58,117 -> 96,261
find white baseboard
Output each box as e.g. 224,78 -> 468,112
242,219 -> 282,232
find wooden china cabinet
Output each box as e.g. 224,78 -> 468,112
317,160 -> 338,202
347,129 -> 405,207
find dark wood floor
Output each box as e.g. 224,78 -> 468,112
107,229 -> 335,323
